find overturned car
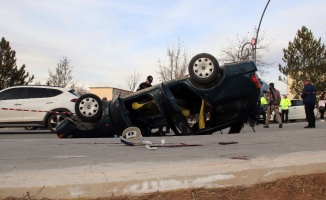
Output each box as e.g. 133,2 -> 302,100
56,53 -> 261,138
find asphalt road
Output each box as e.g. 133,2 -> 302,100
0,121 -> 326,199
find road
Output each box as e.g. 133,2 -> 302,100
0,121 -> 326,199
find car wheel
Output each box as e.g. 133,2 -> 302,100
24,127 -> 37,130
75,93 -> 103,122
188,53 -> 219,84
47,113 -> 67,132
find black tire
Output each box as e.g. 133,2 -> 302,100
24,127 -> 37,130
228,122 -> 244,134
47,113 -> 67,132
75,93 -> 103,122
188,53 -> 219,84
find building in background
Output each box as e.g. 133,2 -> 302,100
89,87 -> 133,100
286,76 -> 295,99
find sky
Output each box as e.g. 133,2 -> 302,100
1,0 -> 325,94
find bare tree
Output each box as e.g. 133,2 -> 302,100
70,83 -> 89,96
47,56 -> 75,87
219,29 -> 274,76
34,81 -> 42,85
47,56 -> 88,94
157,39 -> 189,82
127,69 -> 142,91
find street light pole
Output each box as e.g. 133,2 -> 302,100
254,0 -> 271,63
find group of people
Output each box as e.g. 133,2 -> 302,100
259,78 -> 325,129
259,91 -> 292,125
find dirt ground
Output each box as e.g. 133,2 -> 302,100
4,172 -> 326,200
103,173 -> 326,200
106,172 -> 326,200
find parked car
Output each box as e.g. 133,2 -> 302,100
0,85 -> 79,132
56,53 -> 262,138
260,99 -> 318,123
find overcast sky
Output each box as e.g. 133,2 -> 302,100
1,0 -> 325,94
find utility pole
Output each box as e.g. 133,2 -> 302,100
254,0 -> 271,63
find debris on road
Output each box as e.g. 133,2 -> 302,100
218,141 -> 238,145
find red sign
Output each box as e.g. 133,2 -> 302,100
251,38 -> 256,45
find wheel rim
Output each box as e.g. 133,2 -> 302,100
49,115 -> 66,131
192,57 -> 215,79
78,97 -> 99,117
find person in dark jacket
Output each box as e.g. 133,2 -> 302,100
301,79 -> 317,128
136,75 -> 153,91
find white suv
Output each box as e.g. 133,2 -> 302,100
0,85 -> 79,132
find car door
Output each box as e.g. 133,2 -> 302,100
289,100 -> 305,120
157,83 -> 192,135
0,88 -> 25,122
22,88 -> 55,122
109,96 -> 133,134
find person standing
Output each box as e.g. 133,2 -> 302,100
137,75 -> 153,91
280,94 -> 291,123
264,83 -> 282,128
256,95 -> 268,125
301,79 -> 317,128
318,91 -> 326,122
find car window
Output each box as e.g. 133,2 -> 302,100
26,88 -> 52,98
291,100 -> 303,106
259,79 -> 269,94
48,89 -> 63,97
0,88 -> 25,100
68,89 -> 80,97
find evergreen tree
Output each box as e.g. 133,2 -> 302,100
279,26 -> 326,96
0,37 -> 34,90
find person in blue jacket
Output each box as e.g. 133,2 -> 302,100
301,79 -> 317,128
